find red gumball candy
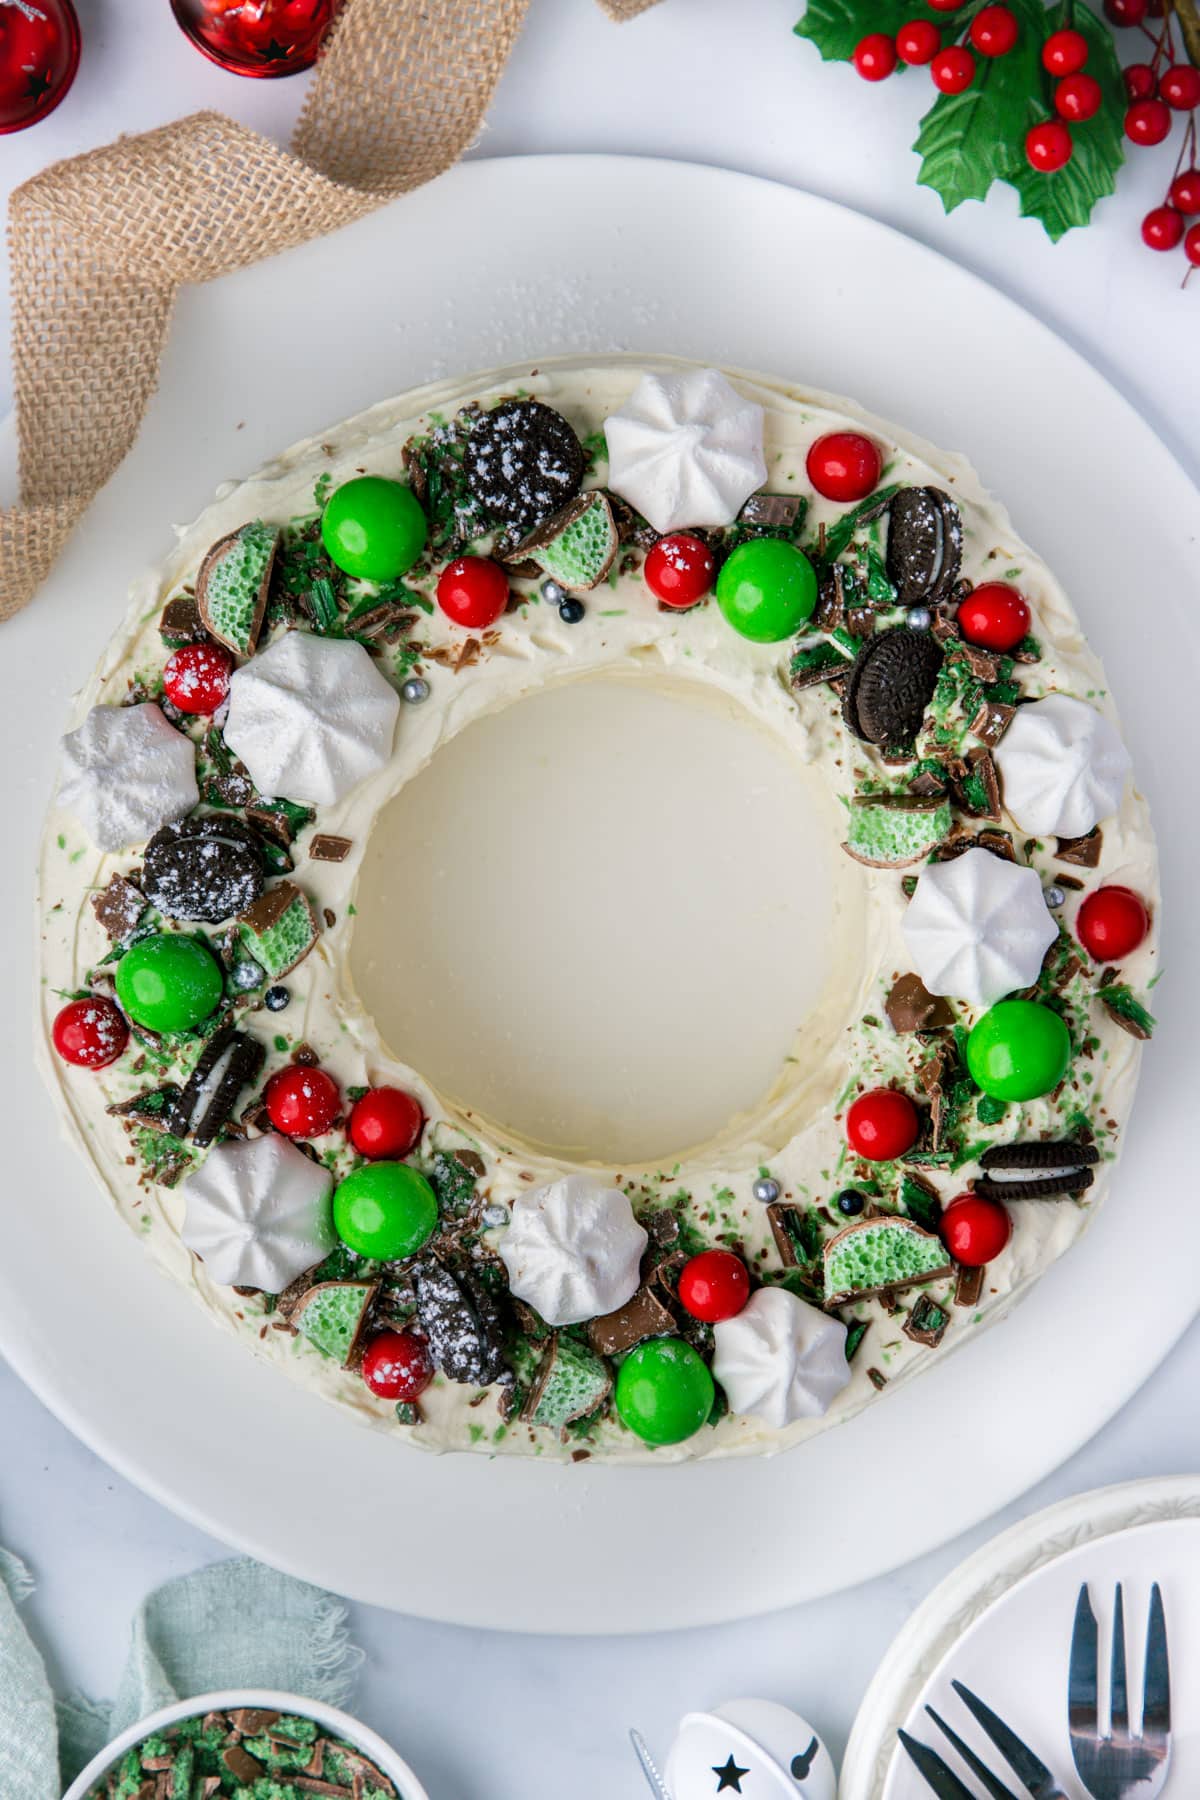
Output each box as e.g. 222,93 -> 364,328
853,32 -> 898,80
970,5 -> 1019,56
264,1065 -> 340,1137
436,556 -> 509,630
361,1330 -> 434,1401
678,1250 -> 751,1323
1056,73 -> 1102,122
806,432 -> 881,503
846,1089 -> 920,1162
348,1087 -> 424,1159
1042,28 -> 1089,76
931,46 -> 976,93
163,641 -> 234,715
956,583 -> 1030,653
941,1194 -> 1011,1267
1076,886 -> 1150,962
644,533 -> 716,609
896,20 -> 941,65
1027,119 -> 1074,171
1160,64 -> 1200,110
52,996 -> 128,1070
1169,168 -> 1200,213
1142,206 -> 1185,250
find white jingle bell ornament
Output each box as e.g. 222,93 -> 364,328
663,1699 -> 835,1800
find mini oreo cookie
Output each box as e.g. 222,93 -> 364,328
463,399 -> 585,535
164,1025 -> 265,1145
842,626 -> 943,746
886,487 -> 963,607
143,815 -> 265,924
414,1259 -> 509,1386
973,1138 -> 1099,1200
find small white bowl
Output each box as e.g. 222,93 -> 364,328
62,1688 -> 430,1800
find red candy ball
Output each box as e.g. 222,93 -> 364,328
163,641 -> 234,715
678,1250 -> 751,1324
361,1330 -> 434,1401
853,32 -> 898,80
348,1087 -> 424,1159
52,996 -> 128,1070
264,1065 -> 341,1138
1076,886 -> 1150,962
1161,64 -> 1200,110
1026,119 -> 1074,171
956,583 -> 1031,652
806,432 -> 881,503
942,1194 -> 1012,1267
896,19 -> 941,65
1125,99 -> 1171,145
1124,63 -> 1157,101
644,533 -> 716,609
931,46 -> 976,93
1142,205 -> 1185,250
436,556 -> 509,630
1042,28 -> 1088,76
970,5 -> 1018,56
846,1089 -> 920,1162
1056,73 -> 1102,122
1169,168 -> 1200,213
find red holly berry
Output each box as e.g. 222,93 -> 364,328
926,0 -> 964,9
264,1065 -> 341,1138
1042,28 -> 1089,77
678,1250 -> 751,1324
941,1194 -> 1012,1267
970,5 -> 1018,56
1187,223 -> 1200,265
1125,98 -> 1172,145
361,1330 -> 434,1401
1055,73 -> 1103,122
52,996 -> 128,1070
931,45 -> 976,93
644,533 -> 716,609
1105,0 -> 1147,23
435,556 -> 509,630
348,1086 -> 424,1159
1026,119 -> 1074,172
162,642 -> 234,715
1169,168 -> 1200,212
846,1089 -> 921,1162
1160,64 -> 1200,110
1142,205 -> 1185,249
1076,886 -> 1150,961
1124,63 -> 1157,101
896,18 -> 941,65
806,432 -> 882,503
853,32 -> 898,80
956,583 -> 1030,653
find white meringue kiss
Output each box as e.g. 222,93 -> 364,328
712,1287 -> 850,1428
59,702 -> 198,853
604,367 -> 767,534
497,1173 -> 647,1326
182,1132 -> 335,1292
994,692 -> 1131,839
902,847 -> 1057,1010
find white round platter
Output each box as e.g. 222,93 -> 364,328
842,1474 -> 1200,1799
1,156 -> 1197,1632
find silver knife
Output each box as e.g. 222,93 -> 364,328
630,1728 -> 673,1800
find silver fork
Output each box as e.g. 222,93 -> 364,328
899,1680 -> 1066,1799
1068,1582 -> 1171,1800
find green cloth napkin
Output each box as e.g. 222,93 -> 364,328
0,1548 -> 363,1799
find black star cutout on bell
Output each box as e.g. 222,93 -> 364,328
260,38 -> 291,61
25,70 -> 54,101
712,1755 -> 750,1793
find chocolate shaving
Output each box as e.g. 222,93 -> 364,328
347,599 -> 415,643
91,873 -> 146,942
309,833 -> 353,863
867,1367 -> 888,1390
587,1284 -> 675,1356
1101,997 -> 1152,1039
954,1263 -> 985,1308
1056,829 -> 1102,867
886,973 -> 955,1034
766,1202 -> 800,1268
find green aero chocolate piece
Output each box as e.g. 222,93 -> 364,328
823,1216 -> 951,1305
519,490 -> 619,590
528,1334 -> 613,1432
292,1279 -> 378,1365
844,797 -> 952,867
195,519 -> 278,657
238,881 -> 320,979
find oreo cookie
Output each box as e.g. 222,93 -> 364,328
842,626 -> 943,746
143,815 -> 265,924
164,1024 -> 265,1146
464,399 -> 585,535
886,487 -> 963,607
414,1259 -> 509,1386
972,1138 -> 1099,1200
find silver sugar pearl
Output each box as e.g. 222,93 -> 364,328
541,578 -> 566,606
230,958 -> 264,991
907,606 -> 933,632
1044,884 -> 1066,909
752,1176 -> 781,1204
482,1203 -> 509,1229
402,676 -> 430,704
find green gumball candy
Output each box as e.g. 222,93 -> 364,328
321,476 -> 427,582
614,1338 -> 715,1446
333,1162 -> 438,1261
115,933 -> 224,1034
966,999 -> 1071,1102
715,538 -> 817,644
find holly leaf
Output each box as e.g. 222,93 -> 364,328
913,0 -> 1046,211
1004,3 -> 1126,241
794,0 -> 947,62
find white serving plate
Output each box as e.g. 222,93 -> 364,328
1,156 -> 1197,1632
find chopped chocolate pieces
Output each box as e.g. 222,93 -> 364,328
229,1708 -> 282,1734
463,398 -> 585,535
886,972 -> 955,1034
954,1263 -> 985,1307
951,747 -> 1001,822
842,627 -> 943,746
524,1333 -> 612,1432
969,696 -> 1016,748
587,1283 -> 675,1355
766,1202 -> 800,1269
1097,983 -> 1156,1039
142,814 -> 265,924
159,594 -> 206,647
308,833 -> 353,863
292,1281 -> 379,1367
107,1085 -> 183,1133
973,1138 -> 1098,1200
222,1745 -> 266,1784
195,520 -> 278,658
823,1217 -> 952,1306
1056,829 -> 1103,867
91,872 -> 146,942
238,881 -> 320,979
163,1025 -> 265,1146
739,492 -> 800,528
414,1258 -> 508,1385
904,1293 -> 950,1348
514,489 -> 619,589
885,486 -> 963,607
790,639 -> 854,691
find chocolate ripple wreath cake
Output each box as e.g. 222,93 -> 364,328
38,356 -> 1159,1463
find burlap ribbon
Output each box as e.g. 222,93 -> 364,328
0,0 -> 659,622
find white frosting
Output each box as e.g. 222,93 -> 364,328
667,1702 -> 836,1800
224,633 -> 401,806
711,1287 -> 850,1428
58,702 -> 198,852
181,1132 -> 335,1291
604,367 -> 767,534
994,693 -> 1131,838
901,847 -> 1057,1010
497,1174 -> 648,1326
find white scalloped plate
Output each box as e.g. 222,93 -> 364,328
1,157 -> 1198,1631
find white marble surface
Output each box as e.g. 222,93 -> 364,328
3,2 -> 1199,1795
